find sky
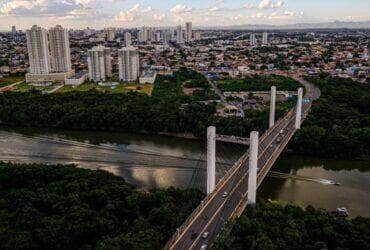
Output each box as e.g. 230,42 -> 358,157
0,0 -> 369,30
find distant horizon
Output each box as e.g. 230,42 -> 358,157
1,19 -> 370,32
0,0 -> 369,30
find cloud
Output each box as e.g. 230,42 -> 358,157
115,11 -> 134,22
209,7 -> 220,12
153,13 -> 165,21
0,0 -> 93,16
258,0 -> 284,10
115,4 -> 141,22
143,6 -> 152,13
251,10 -> 303,20
170,4 -> 192,14
243,3 -> 254,9
129,4 -> 140,12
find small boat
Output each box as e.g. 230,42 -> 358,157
332,207 -> 349,217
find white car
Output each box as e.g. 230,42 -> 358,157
202,231 -> 209,239
222,192 -> 228,198
200,244 -> 208,250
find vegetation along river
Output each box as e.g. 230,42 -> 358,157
1,126 -> 369,218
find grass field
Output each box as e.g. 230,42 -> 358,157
13,82 -> 58,92
57,82 -> 153,95
0,76 -> 24,87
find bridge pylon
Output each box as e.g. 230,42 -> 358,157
247,131 -> 259,205
269,86 -> 276,128
295,87 -> 303,129
207,126 -> 216,194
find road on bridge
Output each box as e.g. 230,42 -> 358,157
167,79 -> 320,250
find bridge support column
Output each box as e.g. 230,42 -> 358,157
247,131 -> 259,205
295,88 -> 303,129
269,86 -> 276,128
207,126 -> 216,194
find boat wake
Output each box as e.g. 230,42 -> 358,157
268,171 -> 340,186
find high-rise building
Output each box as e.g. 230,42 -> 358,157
105,28 -> 115,41
194,32 -> 201,41
118,46 -> 140,82
138,26 -> 148,43
11,25 -> 19,41
163,29 -> 172,44
11,26 -> 16,36
250,33 -> 257,46
186,22 -> 192,42
124,32 -> 132,47
262,32 -> 268,45
148,27 -> 156,41
26,25 -> 51,74
176,25 -> 183,44
155,32 -> 161,42
171,28 -> 176,41
87,46 -> 112,82
49,25 -> 72,73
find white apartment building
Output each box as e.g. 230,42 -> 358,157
177,25 -> 184,44
124,32 -> 132,47
262,32 -> 268,45
106,28 -> 115,41
87,46 -> 112,82
139,26 -> 148,43
118,46 -> 140,82
49,25 -> 72,73
194,32 -> 201,41
26,25 -> 51,74
250,33 -> 257,46
186,22 -> 193,42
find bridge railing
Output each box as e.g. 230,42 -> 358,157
165,107 -> 297,249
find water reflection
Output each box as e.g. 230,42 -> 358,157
0,127 -> 369,217
259,155 -> 370,218
0,127 -> 243,192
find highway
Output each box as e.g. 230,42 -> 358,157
167,80 -> 320,250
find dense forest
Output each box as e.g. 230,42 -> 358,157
0,69 -> 293,137
216,74 -> 302,92
291,76 -> 370,159
0,162 -> 203,249
214,202 -> 370,250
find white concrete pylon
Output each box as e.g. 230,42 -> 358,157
269,86 -> 276,128
247,131 -> 259,205
207,126 -> 216,194
295,88 -> 303,129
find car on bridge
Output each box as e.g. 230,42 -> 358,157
202,231 -> 209,239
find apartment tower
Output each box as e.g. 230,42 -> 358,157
118,46 -> 140,82
186,22 -> 193,42
87,46 -> 112,82
49,25 -> 72,73
26,25 -> 51,74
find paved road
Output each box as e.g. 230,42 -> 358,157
167,80 -> 320,250
207,79 -> 226,103
0,80 -> 24,92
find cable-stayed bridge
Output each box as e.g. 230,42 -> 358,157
166,78 -> 320,250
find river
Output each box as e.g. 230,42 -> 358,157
1,126 -> 369,218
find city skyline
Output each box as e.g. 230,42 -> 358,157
0,0 -> 369,30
